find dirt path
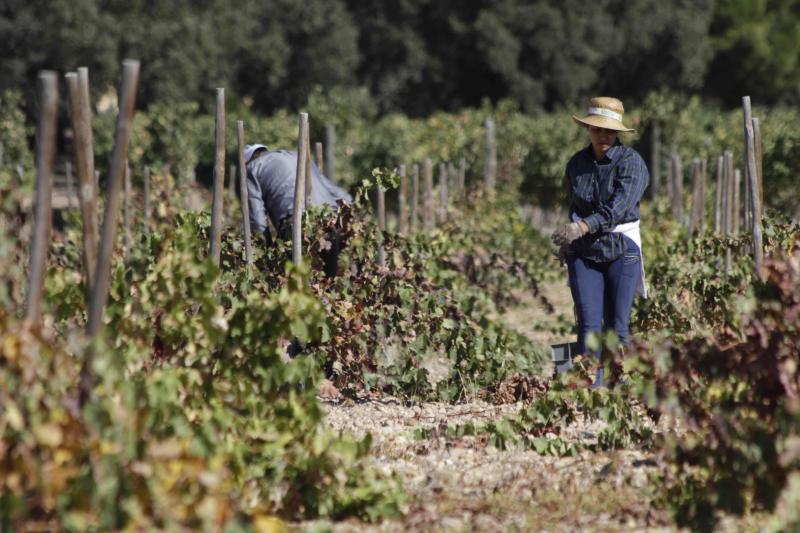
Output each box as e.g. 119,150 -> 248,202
306,277 -> 762,532
319,399 -> 669,532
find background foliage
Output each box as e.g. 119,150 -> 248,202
2,0 -> 800,116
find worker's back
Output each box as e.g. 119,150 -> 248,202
246,149 -> 351,235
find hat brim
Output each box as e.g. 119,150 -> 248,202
572,115 -> 635,133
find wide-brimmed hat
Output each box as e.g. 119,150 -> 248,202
572,97 -> 635,132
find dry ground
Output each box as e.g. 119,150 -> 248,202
300,275 -> 768,532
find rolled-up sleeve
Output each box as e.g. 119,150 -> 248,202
582,151 -> 649,233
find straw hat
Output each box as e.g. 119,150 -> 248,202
572,97 -> 635,132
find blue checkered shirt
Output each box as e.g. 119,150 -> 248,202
566,141 -> 649,262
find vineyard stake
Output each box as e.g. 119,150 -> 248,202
732,168 -> 741,235
688,159 -> 700,235
447,161 -> 457,210
745,114 -> 764,280
315,142 -> 324,175
670,152 -> 683,223
722,151 -> 733,275
424,158 -> 434,230
65,72 -> 99,292
86,59 -> 140,341
292,113 -> 309,264
398,163 -> 407,235
743,160 -> 751,232
325,124 -> 336,182
209,88 -> 226,267
650,120 -> 661,198
304,126 -> 313,210
78,68 -> 96,202
724,151 -> 734,236
699,159 -> 707,234
752,117 -> 764,209
236,121 -> 253,269
410,164 -> 419,233
228,163 -> 236,223
65,161 -> 76,210
377,184 -> 386,267
123,161 -> 132,262
484,118 -> 497,191
439,162 -> 448,223
143,165 -> 150,229
714,155 -> 723,233
24,71 -> 58,327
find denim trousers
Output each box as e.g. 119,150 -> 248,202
567,236 -> 641,359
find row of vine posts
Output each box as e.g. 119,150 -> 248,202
21,60 -> 501,367
650,97 -> 765,279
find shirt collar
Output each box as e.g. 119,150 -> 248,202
584,139 -> 624,163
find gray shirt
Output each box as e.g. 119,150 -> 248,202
246,150 -> 351,235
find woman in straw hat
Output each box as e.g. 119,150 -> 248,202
551,97 -> 649,388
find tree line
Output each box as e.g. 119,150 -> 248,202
2,0 -> 799,116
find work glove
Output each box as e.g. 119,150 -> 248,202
551,220 -> 589,247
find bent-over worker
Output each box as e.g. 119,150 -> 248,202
244,143 -> 352,278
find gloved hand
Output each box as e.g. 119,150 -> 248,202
551,220 -> 589,247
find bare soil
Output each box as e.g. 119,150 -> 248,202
301,276 -> 766,532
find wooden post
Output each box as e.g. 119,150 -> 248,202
24,71 -> 58,326
236,121 -> 253,269
398,164 -> 407,235
732,169 -> 741,235
77,68 -> 96,201
745,113 -> 764,280
123,161 -> 132,261
424,158 -> 434,230
143,165 -> 151,229
293,113 -> 309,264
484,118 -> 497,191
86,59 -> 140,338
714,155 -> 724,233
725,151 -> 734,235
410,164 -> 419,233
65,161 -> 76,209
377,185 -> 386,267
439,162 -> 448,223
304,126 -> 313,210
315,142 -> 324,175
723,151 -> 733,275
720,154 -> 731,236
670,152 -> 683,223
752,117 -> 764,210
236,120 -> 253,268
650,121 -> 661,198
688,159 -> 700,235
743,161 -> 751,233
64,72 -> 99,291
325,124 -> 336,182
209,88 -> 226,267
228,163 -> 236,222
699,159 -> 707,234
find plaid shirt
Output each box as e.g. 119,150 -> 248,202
566,140 -> 649,262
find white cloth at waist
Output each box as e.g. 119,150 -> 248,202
570,214 -> 648,299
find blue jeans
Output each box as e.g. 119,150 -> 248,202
567,237 -> 641,359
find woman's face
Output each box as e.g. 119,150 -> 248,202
587,125 -> 617,158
